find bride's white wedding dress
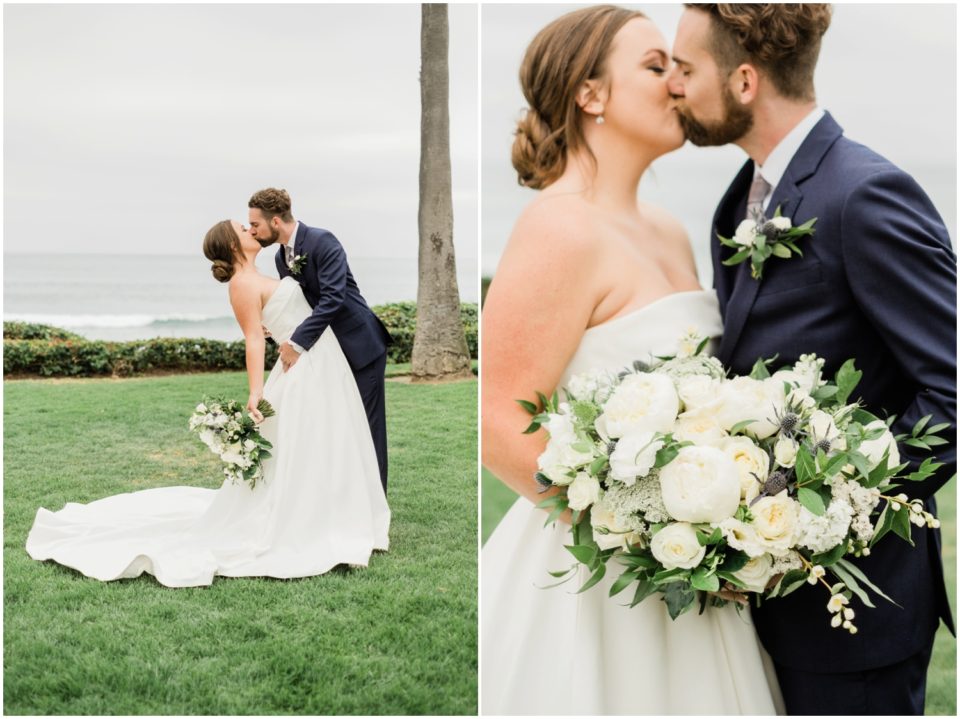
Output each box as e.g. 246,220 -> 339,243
482,289 -> 783,715
26,276 -> 390,587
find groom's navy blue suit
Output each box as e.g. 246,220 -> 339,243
712,113 -> 956,715
276,223 -> 393,493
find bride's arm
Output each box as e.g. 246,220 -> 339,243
229,276 -> 267,422
482,207 -> 601,510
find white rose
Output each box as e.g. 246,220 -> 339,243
720,436 -> 769,503
659,446 -> 741,523
537,411 -> 595,484
609,431 -> 663,486
719,518 -> 767,558
676,374 -> 721,412
591,504 -> 638,551
774,435 -> 798,468
567,472 -> 601,511
858,420 -> 901,471
195,403 -> 207,413
808,409 -> 846,451
673,408 -> 728,448
768,216 -> 792,231
734,219 -> 757,247
733,553 -> 776,593
715,376 -> 784,440
596,372 -> 679,439
243,439 -> 256,451
751,494 -> 801,556
650,522 -> 706,570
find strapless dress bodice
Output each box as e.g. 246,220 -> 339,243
559,289 -> 723,386
262,277 -> 314,345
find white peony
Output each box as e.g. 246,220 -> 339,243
751,494 -> 801,556
676,374 -> 722,413
650,522 -> 706,570
567,472 -> 601,511
858,420 -> 901,471
658,446 -> 741,523
715,376 -> 784,440
774,435 -> 799,468
720,436 -> 769,503
734,219 -> 758,247
733,553 -> 776,592
673,408 -> 728,448
596,372 -> 679,439
609,431 -> 663,486
719,517 -> 767,557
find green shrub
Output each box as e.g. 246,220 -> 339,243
3,303 -> 478,377
3,322 -> 84,341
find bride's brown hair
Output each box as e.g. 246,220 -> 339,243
511,4 -> 646,189
202,220 -> 242,283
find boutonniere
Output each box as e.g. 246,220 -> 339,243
288,252 -> 308,276
718,206 -> 817,280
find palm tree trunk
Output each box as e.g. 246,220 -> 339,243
412,2 -> 472,381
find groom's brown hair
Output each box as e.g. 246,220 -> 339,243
248,188 -> 294,222
685,4 -> 832,101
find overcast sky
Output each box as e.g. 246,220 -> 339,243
4,3 -> 478,264
481,3 -> 957,279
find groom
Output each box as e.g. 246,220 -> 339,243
247,188 -> 392,494
669,4 -> 956,715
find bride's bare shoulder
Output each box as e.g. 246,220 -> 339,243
638,202 -> 689,245
507,194 -> 599,262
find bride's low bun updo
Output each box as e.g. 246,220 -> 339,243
203,220 -> 242,284
511,108 -> 566,190
512,4 -> 645,189
211,258 -> 234,283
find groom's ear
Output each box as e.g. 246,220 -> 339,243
575,79 -> 607,119
728,63 -> 760,105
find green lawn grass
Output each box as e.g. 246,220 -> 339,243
482,467 -> 956,714
4,373 -> 477,716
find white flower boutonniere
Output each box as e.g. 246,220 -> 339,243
718,206 -> 817,280
288,252 -> 308,276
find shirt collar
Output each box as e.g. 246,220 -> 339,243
754,107 -> 825,193
285,221 -> 300,257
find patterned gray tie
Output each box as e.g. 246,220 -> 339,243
285,244 -> 294,265
746,174 -> 772,222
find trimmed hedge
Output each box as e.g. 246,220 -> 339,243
3,302 -> 478,377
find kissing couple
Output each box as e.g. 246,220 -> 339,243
482,4 -> 955,715
28,188 -> 394,587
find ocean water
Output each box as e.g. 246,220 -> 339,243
4,253 -> 479,342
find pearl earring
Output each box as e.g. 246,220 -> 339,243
596,115 -> 605,125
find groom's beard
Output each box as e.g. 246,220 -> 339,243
676,87 -> 753,147
255,226 -> 280,248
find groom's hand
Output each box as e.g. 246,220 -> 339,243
279,342 -> 301,372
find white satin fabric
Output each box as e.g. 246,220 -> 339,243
26,277 -> 390,587
481,290 -> 783,715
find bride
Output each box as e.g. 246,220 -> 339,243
25,219 -> 390,587
481,6 -> 781,714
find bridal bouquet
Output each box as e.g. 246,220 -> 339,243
189,397 -> 276,488
522,339 -> 949,631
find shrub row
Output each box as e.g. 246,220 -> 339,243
3,303 -> 478,377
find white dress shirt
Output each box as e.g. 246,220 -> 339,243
752,107 -> 825,212
283,222 -> 306,355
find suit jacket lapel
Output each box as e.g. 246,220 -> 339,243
712,159 -> 754,312
293,222 -> 307,257
718,112 -> 844,361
